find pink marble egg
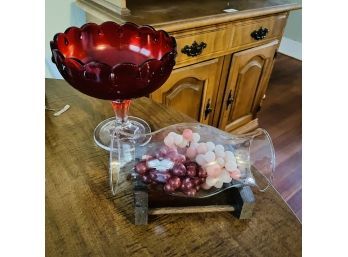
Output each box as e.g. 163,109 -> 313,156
167,146 -> 178,154
229,169 -> 241,180
166,151 -> 178,161
201,182 -> 212,190
173,154 -> 186,163
158,146 -> 168,157
182,129 -> 193,141
186,146 -> 197,160
205,163 -> 222,178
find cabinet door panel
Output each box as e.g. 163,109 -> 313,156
151,58 -> 223,124
219,41 -> 278,131
164,78 -> 204,120
231,56 -> 264,120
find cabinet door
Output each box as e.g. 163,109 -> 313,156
218,41 -> 278,132
150,58 -> 223,124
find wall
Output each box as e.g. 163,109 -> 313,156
45,0 -> 86,78
279,0 -> 302,60
284,10 -> 302,42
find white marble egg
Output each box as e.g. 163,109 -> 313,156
174,134 -> 183,145
215,149 -> 225,158
178,138 -> 188,148
206,141 -> 215,151
220,169 -> 232,183
192,133 -> 200,143
164,135 -> 174,147
225,161 -> 238,171
204,151 -> 216,163
190,142 -> 199,149
214,179 -> 223,188
214,144 -> 224,153
195,154 -> 206,166
216,157 -> 225,167
168,132 -> 177,138
206,176 -> 219,187
224,151 -> 236,162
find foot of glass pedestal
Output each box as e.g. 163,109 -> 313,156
93,116 -> 152,151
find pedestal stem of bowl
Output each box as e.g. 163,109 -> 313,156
112,99 -> 132,125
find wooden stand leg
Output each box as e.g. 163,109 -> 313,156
133,177 -> 255,224
232,186 -> 255,219
133,180 -> 148,225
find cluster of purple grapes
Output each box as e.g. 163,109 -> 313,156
135,159 -> 208,197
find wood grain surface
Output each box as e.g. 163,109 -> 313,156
77,0 -> 301,33
45,78 -> 301,257
258,53 -> 302,220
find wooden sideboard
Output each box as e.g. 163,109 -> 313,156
76,0 -> 301,133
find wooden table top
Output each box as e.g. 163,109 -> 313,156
45,78 -> 301,257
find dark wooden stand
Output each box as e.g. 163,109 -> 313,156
133,178 -> 255,225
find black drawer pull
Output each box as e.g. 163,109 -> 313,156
250,27 -> 269,40
181,41 -> 207,57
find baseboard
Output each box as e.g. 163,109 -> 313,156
278,37 -> 302,60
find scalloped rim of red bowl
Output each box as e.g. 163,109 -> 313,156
50,21 -> 177,71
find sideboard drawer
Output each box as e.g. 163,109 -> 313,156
172,24 -> 233,67
232,14 -> 287,47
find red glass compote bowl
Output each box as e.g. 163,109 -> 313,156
50,22 -> 177,151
